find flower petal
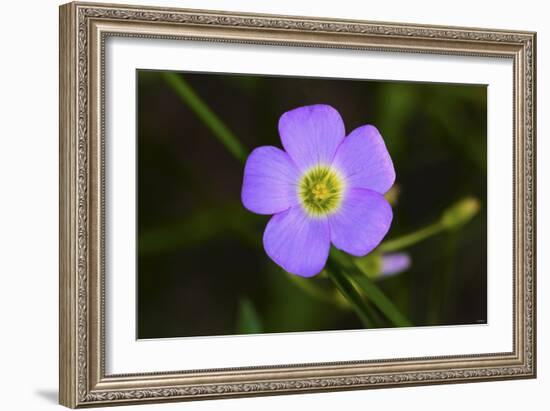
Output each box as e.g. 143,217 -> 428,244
332,125 -> 395,194
381,253 -> 411,277
241,146 -> 300,215
329,188 -> 393,256
278,104 -> 345,171
263,206 -> 330,277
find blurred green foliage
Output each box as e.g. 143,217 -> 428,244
137,70 -> 487,338
236,299 -> 263,334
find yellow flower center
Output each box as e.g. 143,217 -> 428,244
298,165 -> 344,216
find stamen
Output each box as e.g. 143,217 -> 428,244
298,165 -> 344,216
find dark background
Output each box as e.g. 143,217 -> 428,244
136,70 -> 487,339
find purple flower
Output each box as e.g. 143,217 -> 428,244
241,104 -> 395,277
380,253 -> 411,278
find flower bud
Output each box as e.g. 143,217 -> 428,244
440,197 -> 480,230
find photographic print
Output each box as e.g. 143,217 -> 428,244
136,71 -> 487,339
60,4 -> 536,406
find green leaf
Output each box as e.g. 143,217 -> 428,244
326,265 -> 375,328
331,249 -> 412,327
350,273 -> 413,327
286,271 -> 349,308
163,72 -> 249,163
236,298 -> 263,334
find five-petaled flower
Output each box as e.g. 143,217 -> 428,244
241,104 -> 395,277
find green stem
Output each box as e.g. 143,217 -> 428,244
163,72 -> 249,163
326,266 -> 375,328
378,222 -> 444,253
379,197 -> 480,253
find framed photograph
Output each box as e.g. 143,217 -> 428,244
59,2 -> 536,408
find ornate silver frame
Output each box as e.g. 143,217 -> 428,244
59,1 -> 536,408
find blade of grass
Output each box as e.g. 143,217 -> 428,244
331,249 -> 412,327
236,298 -> 263,334
286,272 -> 349,309
326,266 -> 375,328
350,273 -> 412,327
163,72 -> 249,163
